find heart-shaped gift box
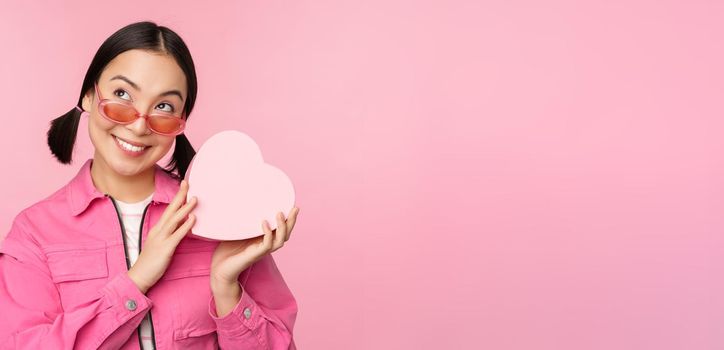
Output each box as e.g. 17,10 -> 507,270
184,130 -> 296,241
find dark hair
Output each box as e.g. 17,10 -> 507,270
47,21 -> 198,180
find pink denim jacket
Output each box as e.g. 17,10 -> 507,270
0,158 -> 298,349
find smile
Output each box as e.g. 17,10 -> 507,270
113,135 -> 149,154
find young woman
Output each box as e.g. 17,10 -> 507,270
0,21 -> 299,349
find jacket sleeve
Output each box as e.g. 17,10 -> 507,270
208,252 -> 298,350
0,213 -> 153,350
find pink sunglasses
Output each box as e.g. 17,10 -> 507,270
80,82 -> 187,136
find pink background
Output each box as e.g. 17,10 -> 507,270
1,1 -> 723,349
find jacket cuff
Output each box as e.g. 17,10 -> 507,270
208,282 -> 263,336
99,272 -> 153,323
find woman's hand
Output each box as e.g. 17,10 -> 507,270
127,180 -> 197,293
209,207 -> 299,292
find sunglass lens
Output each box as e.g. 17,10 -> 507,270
148,115 -> 184,135
103,104 -> 138,123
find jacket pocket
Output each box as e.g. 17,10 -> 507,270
162,239 -> 220,348
161,238 -> 216,280
173,325 -> 218,349
44,242 -> 109,309
173,324 -> 217,340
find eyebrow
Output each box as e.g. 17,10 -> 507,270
109,75 -> 185,102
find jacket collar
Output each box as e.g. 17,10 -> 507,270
68,158 -> 181,216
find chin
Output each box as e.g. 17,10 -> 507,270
105,156 -> 150,177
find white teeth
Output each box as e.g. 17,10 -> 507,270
115,136 -> 146,153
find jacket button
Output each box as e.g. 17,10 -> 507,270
125,299 -> 137,311
243,307 -> 252,319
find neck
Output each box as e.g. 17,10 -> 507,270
90,155 -> 155,203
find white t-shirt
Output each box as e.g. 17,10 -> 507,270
115,192 -> 155,349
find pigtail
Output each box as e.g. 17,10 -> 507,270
163,133 -> 196,180
47,106 -> 83,164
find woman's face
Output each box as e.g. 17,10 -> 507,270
81,49 -> 188,177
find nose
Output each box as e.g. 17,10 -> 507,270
126,112 -> 152,136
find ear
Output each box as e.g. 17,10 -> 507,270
81,88 -> 93,112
